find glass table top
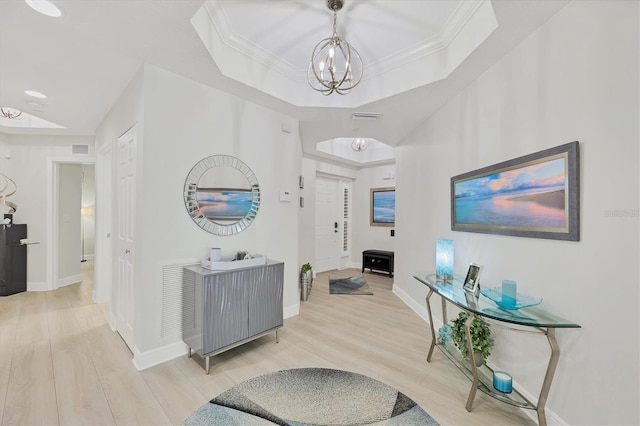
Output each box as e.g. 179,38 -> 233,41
414,274 -> 580,328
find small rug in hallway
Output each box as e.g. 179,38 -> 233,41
183,367 -> 439,426
329,275 -> 374,295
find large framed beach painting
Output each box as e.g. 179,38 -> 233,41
451,141 -> 580,241
370,187 -> 395,227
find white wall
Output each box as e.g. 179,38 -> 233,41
394,1 -> 638,424
0,133 -> 8,177
97,65 -> 302,361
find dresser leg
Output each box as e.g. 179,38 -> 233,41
206,356 -> 210,375
276,329 -> 280,343
188,347 -> 192,358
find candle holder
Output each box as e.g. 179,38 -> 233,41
435,239 -> 454,282
493,371 -> 512,393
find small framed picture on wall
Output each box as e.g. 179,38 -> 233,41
463,263 -> 482,293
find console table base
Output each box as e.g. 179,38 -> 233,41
425,292 -> 559,426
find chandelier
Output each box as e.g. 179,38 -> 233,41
308,0 -> 363,96
0,108 -> 22,119
351,138 -> 369,152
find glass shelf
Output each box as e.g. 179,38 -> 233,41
436,339 -> 535,410
414,274 -> 580,328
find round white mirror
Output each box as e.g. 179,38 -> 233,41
184,155 -> 260,236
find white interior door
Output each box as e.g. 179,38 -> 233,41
115,125 -> 136,350
315,176 -> 339,272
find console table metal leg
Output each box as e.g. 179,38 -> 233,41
464,314 -> 479,412
425,290 -> 436,362
537,328 -> 559,426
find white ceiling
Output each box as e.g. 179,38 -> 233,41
0,0 -> 569,166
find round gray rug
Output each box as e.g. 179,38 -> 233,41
184,367 -> 439,425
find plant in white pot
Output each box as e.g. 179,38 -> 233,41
451,311 -> 494,367
300,263 -> 313,301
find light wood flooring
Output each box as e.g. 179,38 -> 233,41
0,262 -> 535,425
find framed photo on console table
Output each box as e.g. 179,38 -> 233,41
451,141 -> 580,241
463,263 -> 482,293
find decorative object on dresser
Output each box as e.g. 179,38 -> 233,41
451,141 -> 580,241
370,187 -> 395,226
361,249 -> 394,277
413,273 -> 581,426
182,260 -> 284,374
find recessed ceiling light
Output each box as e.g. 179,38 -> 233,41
25,0 -> 62,17
25,90 -> 47,99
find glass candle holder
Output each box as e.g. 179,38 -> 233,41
435,239 -> 454,282
493,371 -> 512,393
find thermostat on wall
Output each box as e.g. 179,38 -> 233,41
279,190 -> 292,202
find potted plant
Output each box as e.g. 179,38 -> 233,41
300,263 -> 313,301
451,311 -> 494,366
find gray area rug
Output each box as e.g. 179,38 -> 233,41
329,276 -> 374,295
184,368 -> 439,425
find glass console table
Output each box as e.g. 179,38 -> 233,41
413,274 -> 580,426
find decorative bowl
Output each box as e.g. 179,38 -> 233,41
480,287 -> 542,310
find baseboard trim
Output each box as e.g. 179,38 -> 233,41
27,281 -> 50,292
57,274 -> 81,289
392,283 -> 439,327
132,340 -> 188,371
284,303 -> 299,319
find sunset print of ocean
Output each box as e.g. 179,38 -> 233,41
196,189 -> 253,221
372,190 -> 395,223
454,157 -> 567,229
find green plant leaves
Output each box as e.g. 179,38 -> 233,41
450,311 -> 494,361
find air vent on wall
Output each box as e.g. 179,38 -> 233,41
351,112 -> 381,121
71,144 -> 89,155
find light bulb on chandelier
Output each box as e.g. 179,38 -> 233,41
351,138 -> 369,152
308,0 -> 363,96
0,108 -> 23,120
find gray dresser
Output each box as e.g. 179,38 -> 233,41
182,260 -> 284,373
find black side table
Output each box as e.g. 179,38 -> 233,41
362,250 -> 394,277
